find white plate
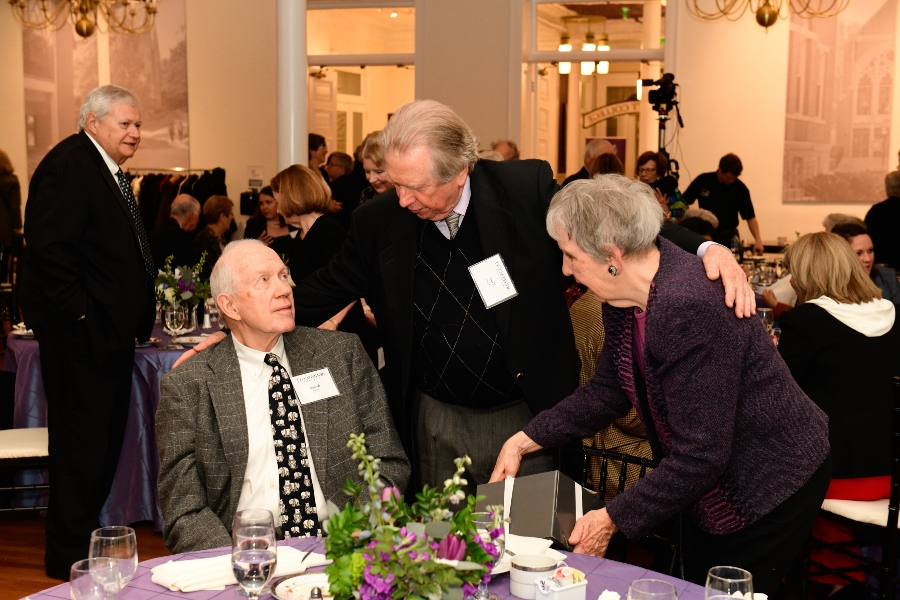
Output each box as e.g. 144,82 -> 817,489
10,328 -> 34,336
492,562 -> 511,575
172,336 -> 205,345
135,337 -> 161,348
270,572 -> 331,600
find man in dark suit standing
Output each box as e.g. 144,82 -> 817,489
148,193 -> 201,268
20,85 -> 156,579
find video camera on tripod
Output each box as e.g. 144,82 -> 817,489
640,73 -> 684,178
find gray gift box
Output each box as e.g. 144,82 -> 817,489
475,470 -> 604,550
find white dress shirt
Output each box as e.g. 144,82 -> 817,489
434,176 -> 472,239
233,335 -> 328,523
84,131 -> 122,177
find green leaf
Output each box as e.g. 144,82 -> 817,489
405,521 -> 425,536
424,521 -> 452,539
452,561 -> 487,571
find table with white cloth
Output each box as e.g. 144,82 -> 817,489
22,536 -> 706,600
4,323 -> 211,530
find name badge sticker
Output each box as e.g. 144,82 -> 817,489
290,367 -> 340,404
468,253 -> 518,309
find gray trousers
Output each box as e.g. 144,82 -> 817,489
416,390 -> 555,496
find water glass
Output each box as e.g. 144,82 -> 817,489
70,557 -> 121,600
467,513 -> 506,600
163,305 -> 186,336
89,526 -> 138,586
756,307 -> 774,332
705,566 -> 753,600
232,509 -> 278,599
627,578 -> 677,600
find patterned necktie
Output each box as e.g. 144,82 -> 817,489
264,353 -> 321,538
114,169 -> 155,276
444,210 -> 461,239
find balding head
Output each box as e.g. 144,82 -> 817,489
170,194 -> 200,231
211,240 -> 295,351
584,139 -> 616,168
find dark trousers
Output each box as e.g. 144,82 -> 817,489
36,319 -> 135,578
682,454 -> 832,596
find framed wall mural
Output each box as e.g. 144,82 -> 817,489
783,0 -> 896,203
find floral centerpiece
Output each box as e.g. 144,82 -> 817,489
323,433 -> 505,600
155,253 -> 210,309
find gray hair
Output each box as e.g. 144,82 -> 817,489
546,174 -> 663,263
822,213 -> 865,232
478,150 -> 505,161
381,100 -> 479,183
210,239 -> 268,299
585,139 -> 615,161
886,170 -> 900,197
170,194 -> 200,217
78,85 -> 140,132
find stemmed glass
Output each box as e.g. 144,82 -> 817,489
627,579 -> 678,600
89,526 -> 138,587
756,308 -> 774,333
466,512 -> 506,600
705,566 -> 753,600
232,509 -> 278,599
70,557 -> 121,600
163,305 -> 187,336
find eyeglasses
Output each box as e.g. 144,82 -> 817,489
637,167 -> 657,174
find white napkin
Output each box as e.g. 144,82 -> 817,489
150,546 -> 330,592
598,591 -> 621,600
498,534 -> 567,569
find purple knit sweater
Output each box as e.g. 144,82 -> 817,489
524,238 -> 829,540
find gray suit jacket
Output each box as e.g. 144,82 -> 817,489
156,327 -> 410,553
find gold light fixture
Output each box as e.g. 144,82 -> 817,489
558,32 -> 572,74
8,0 -> 160,38
686,0 -> 849,31
582,32 -> 596,52
596,32 -> 610,52
597,61 -> 609,74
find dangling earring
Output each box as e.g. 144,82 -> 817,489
608,265 -> 618,276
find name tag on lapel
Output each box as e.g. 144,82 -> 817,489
469,253 -> 518,309
290,368 -> 340,404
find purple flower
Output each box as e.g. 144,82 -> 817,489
462,582 -> 478,597
360,565 -> 394,600
489,527 -> 502,540
475,534 -> 499,559
436,534 -> 466,561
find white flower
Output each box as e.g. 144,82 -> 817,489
164,288 -> 176,302
174,268 -> 182,278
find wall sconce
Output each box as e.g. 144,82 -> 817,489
558,33 -> 572,52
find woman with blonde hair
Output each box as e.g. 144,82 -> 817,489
270,164 -> 378,361
779,231 -> 900,594
0,149 -> 23,282
358,130 -> 394,207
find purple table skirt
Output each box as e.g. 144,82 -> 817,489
5,323 -> 208,530
23,536 -> 705,600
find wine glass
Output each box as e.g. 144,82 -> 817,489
756,307 -> 774,332
70,557 -> 121,600
205,297 -> 219,323
627,579 -> 678,600
232,509 -> 278,599
89,526 -> 138,586
771,326 -> 782,346
705,566 -> 753,600
466,512 -> 506,600
163,305 -> 186,336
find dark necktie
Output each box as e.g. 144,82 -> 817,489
444,210 -> 461,239
114,169 -> 155,275
264,353 -> 321,538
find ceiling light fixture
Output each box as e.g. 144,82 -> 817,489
7,0 -> 159,38
687,0 -> 849,30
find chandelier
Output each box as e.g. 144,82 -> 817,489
686,0 -> 849,30
8,0 -> 160,38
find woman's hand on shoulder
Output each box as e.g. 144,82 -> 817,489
702,244 -> 755,318
568,508 -> 618,557
171,330 -> 226,368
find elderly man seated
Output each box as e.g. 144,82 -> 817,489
156,239 -> 410,553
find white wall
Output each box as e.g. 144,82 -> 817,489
185,0 -> 278,234
0,8 -> 28,217
674,11 -> 873,241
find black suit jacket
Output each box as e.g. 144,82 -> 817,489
20,131 -> 155,353
292,159 -> 705,448
149,217 -> 194,269
562,166 -> 590,187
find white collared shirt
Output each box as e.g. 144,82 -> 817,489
84,130 -> 123,178
233,335 -> 328,523
434,176 -> 472,239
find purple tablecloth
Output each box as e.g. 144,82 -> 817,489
23,536 -> 705,600
5,323 -> 209,530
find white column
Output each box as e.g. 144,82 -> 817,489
566,71 -> 582,176
639,0 -> 662,156
277,0 -> 307,170
96,29 -> 111,85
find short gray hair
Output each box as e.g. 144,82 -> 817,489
170,194 -> 200,217
381,100 -> 479,183
886,170 -> 900,197
585,139 -> 615,161
822,213 -> 864,232
546,174 -> 663,263
210,239 -> 268,299
78,85 -> 140,132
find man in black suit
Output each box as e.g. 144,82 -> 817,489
865,170 -> 900,270
562,139 -> 616,186
20,85 -> 156,579
149,193 -> 200,268
325,151 -> 365,230
185,101 -> 753,492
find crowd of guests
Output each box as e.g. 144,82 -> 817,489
13,84 -> 900,600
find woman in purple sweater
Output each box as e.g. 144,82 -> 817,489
491,175 -> 831,596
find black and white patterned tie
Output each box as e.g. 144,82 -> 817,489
114,169 -> 155,276
265,353 -> 321,538
444,210 -> 461,239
